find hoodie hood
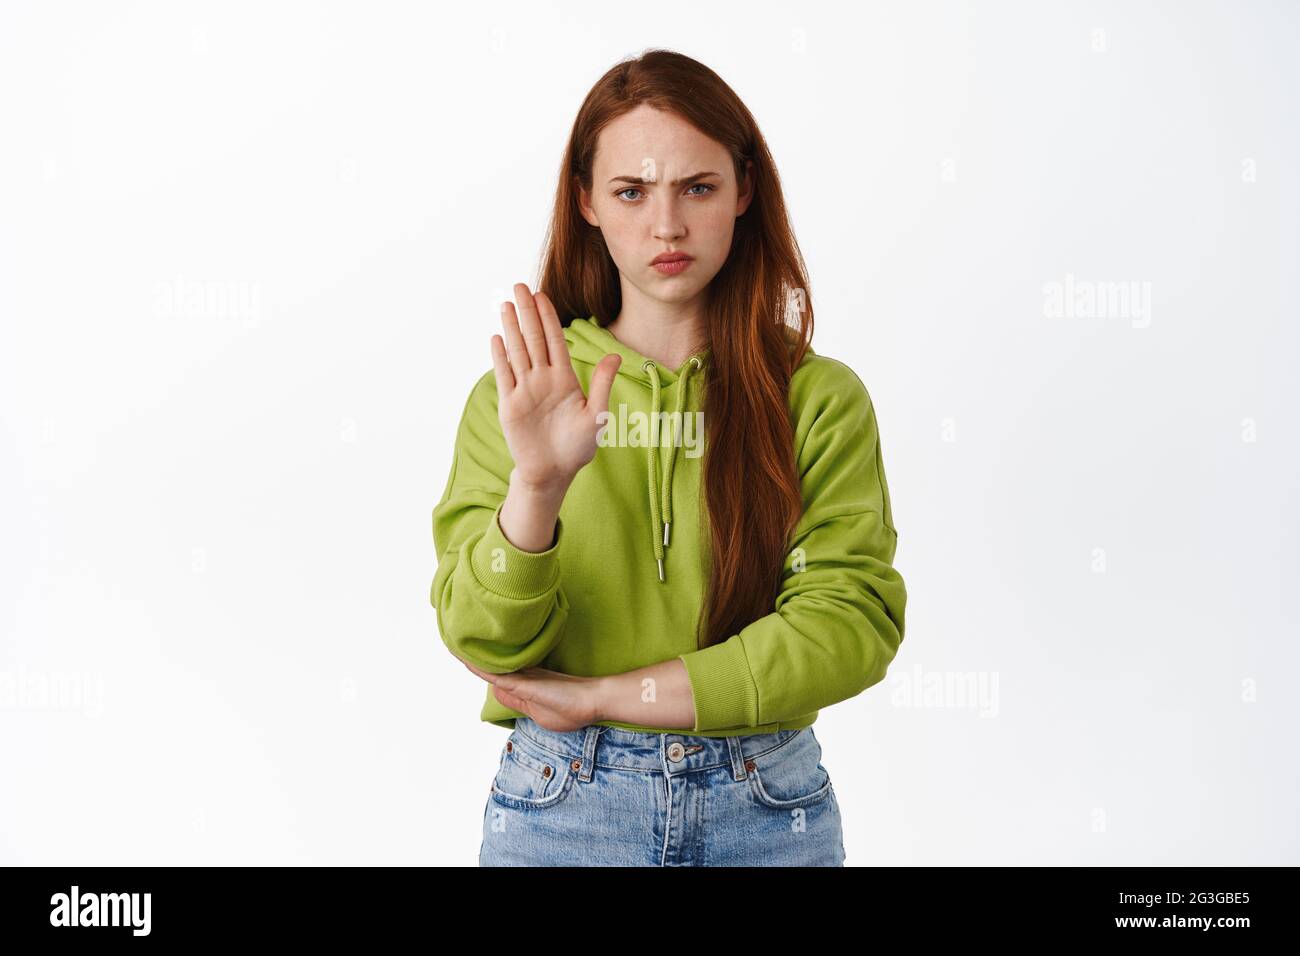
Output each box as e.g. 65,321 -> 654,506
565,315 -> 708,584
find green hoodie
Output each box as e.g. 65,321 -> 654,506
431,316 -> 906,736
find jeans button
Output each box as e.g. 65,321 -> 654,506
667,742 -> 685,761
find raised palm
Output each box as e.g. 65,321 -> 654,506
492,284 -> 620,491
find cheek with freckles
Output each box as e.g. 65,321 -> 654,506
685,210 -> 738,277
592,204 -> 640,269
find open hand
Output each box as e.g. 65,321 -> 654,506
493,284 -> 621,493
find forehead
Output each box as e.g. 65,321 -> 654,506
593,104 -> 729,175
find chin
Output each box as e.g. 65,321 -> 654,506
648,283 -> 706,305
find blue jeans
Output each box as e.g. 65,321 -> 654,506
479,717 -> 846,866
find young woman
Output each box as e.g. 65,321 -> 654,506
431,49 -> 907,866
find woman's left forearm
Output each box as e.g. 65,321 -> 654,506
594,658 -> 697,729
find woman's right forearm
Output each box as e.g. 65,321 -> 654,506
497,469 -> 571,553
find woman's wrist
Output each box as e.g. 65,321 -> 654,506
509,467 -> 574,502
591,662 -> 696,729
499,470 -> 571,552
590,673 -> 618,723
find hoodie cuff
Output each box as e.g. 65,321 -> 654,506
470,502 -> 563,600
677,640 -> 761,733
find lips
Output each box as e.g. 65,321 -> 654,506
652,255 -> 693,276
651,252 -> 692,264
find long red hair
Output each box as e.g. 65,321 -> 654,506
537,48 -> 814,651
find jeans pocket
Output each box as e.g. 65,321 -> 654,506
746,728 -> 834,810
490,731 -> 578,811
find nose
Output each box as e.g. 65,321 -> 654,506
652,199 -> 686,243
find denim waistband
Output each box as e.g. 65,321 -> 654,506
510,717 -> 809,782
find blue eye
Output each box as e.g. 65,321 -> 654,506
614,183 -> 717,202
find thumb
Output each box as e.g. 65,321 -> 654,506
586,353 -> 621,419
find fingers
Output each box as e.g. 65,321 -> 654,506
534,291 -> 569,367
499,299 -> 531,378
489,334 -> 515,401
586,352 -> 622,419
511,283 -> 551,369
494,686 -> 528,714
499,284 -> 563,380
461,657 -> 512,685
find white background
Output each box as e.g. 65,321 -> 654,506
1,0 -> 1296,865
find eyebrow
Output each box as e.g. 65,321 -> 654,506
607,171 -> 722,187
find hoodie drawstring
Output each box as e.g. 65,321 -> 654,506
642,356 -> 702,583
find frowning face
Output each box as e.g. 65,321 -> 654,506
577,103 -> 754,310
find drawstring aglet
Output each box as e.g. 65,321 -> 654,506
663,521 -> 671,547
657,557 -> 665,582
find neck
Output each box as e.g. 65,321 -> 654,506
606,287 -> 706,371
